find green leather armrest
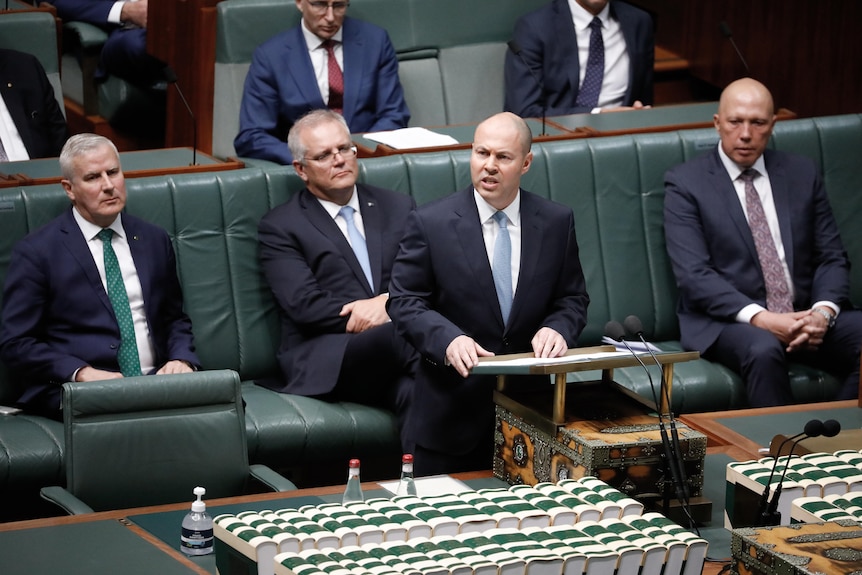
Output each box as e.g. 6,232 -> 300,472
249,464 -> 298,492
40,485 -> 96,515
63,21 -> 108,50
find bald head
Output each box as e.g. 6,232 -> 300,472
475,112 -> 533,156
714,78 -> 776,168
471,112 -> 534,210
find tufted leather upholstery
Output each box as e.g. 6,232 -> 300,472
1,115 -> 860,515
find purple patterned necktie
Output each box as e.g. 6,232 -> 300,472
576,17 -> 604,108
741,169 -> 793,313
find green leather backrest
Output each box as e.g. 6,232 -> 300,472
62,370 -> 250,510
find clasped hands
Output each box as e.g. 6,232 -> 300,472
339,293 -> 390,333
752,307 -> 833,353
445,326 -> 567,378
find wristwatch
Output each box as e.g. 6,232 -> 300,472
812,307 -> 836,329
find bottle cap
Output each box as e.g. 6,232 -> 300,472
191,486 -> 206,512
349,458 -> 361,468
402,454 -> 413,464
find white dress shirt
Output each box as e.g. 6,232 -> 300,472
474,189 -> 522,295
315,186 -> 367,245
0,93 -> 30,162
568,0 -> 630,110
302,21 -> 344,106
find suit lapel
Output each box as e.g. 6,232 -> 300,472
0,59 -> 34,156
300,189 -> 374,296
340,18 -> 362,123
123,215 -> 152,311
554,0 -> 581,102
356,185 -> 380,293
452,189 -> 506,328
706,150 -> 760,265
287,27 -> 327,108
60,209 -> 115,317
764,151 -> 795,276
511,191 -> 542,328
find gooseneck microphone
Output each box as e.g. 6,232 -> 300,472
623,316 -> 690,507
719,21 -> 750,75
762,419 -> 841,525
163,65 -> 198,166
507,40 -> 547,136
756,419 -> 823,523
604,320 -> 692,525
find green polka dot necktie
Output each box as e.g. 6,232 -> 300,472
98,228 -> 142,376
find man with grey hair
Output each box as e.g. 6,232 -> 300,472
257,110 -> 416,444
0,133 -> 199,419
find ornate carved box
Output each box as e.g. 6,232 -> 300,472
493,380 -> 707,504
731,521 -> 862,575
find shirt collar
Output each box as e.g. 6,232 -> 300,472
301,19 -> 344,50
717,144 -> 768,182
72,207 -> 124,241
473,189 -> 521,227
316,185 -> 360,220
569,0 -> 611,31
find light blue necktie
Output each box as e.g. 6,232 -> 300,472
339,205 -> 374,291
98,228 -> 142,377
492,211 -> 513,323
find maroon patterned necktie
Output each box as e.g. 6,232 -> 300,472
741,169 -> 793,313
322,39 -> 343,114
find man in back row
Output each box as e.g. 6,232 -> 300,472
235,0 -> 410,165
0,133 -> 199,419
505,0 -> 654,117
664,78 -> 862,407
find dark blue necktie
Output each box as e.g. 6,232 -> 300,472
576,17 -> 605,108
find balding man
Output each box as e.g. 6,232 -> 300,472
664,78 -> 862,407
388,112 -> 590,475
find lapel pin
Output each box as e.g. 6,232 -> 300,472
6,83 -> 11,88
367,201 -> 375,207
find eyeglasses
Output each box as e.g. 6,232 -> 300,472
304,144 -> 357,164
306,1 -> 350,14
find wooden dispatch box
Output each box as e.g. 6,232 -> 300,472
731,521 -> 862,575
493,379 -> 708,505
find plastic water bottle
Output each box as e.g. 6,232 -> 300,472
396,453 -> 417,497
342,458 -> 364,504
180,486 -> 214,555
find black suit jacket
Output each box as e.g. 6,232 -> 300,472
505,0 -> 654,117
0,210 -> 200,411
664,148 -> 851,354
0,49 -> 68,159
387,188 -> 589,454
258,184 -> 415,395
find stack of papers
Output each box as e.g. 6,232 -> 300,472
363,127 -> 459,149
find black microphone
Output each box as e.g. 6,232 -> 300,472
163,66 -> 197,166
719,21 -> 750,75
763,420 -> 837,525
604,320 -> 690,514
757,419 -> 823,521
507,40 -> 546,136
624,315 -> 689,505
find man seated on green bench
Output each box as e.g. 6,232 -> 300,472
388,112 -> 590,475
664,78 -> 862,407
0,133 -> 200,419
234,0 -> 409,165
257,110 -> 416,445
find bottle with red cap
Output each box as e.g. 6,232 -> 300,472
342,458 -> 364,504
396,454 -> 417,497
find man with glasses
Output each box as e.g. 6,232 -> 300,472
235,0 -> 410,165
257,110 -> 416,447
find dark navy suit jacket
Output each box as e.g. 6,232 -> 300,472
0,49 -> 68,159
505,0 -> 654,117
387,188 -> 589,454
258,184 -> 415,395
0,210 -> 200,410
234,18 -> 410,165
664,148 -> 852,354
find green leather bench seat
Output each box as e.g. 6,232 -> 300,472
1,115 -> 860,517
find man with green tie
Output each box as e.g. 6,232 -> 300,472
0,133 -> 200,419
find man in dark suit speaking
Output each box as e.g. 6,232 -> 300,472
0,49 -> 68,161
388,112 -> 590,475
0,134 -> 199,418
257,110 -> 416,442
664,78 -> 862,407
